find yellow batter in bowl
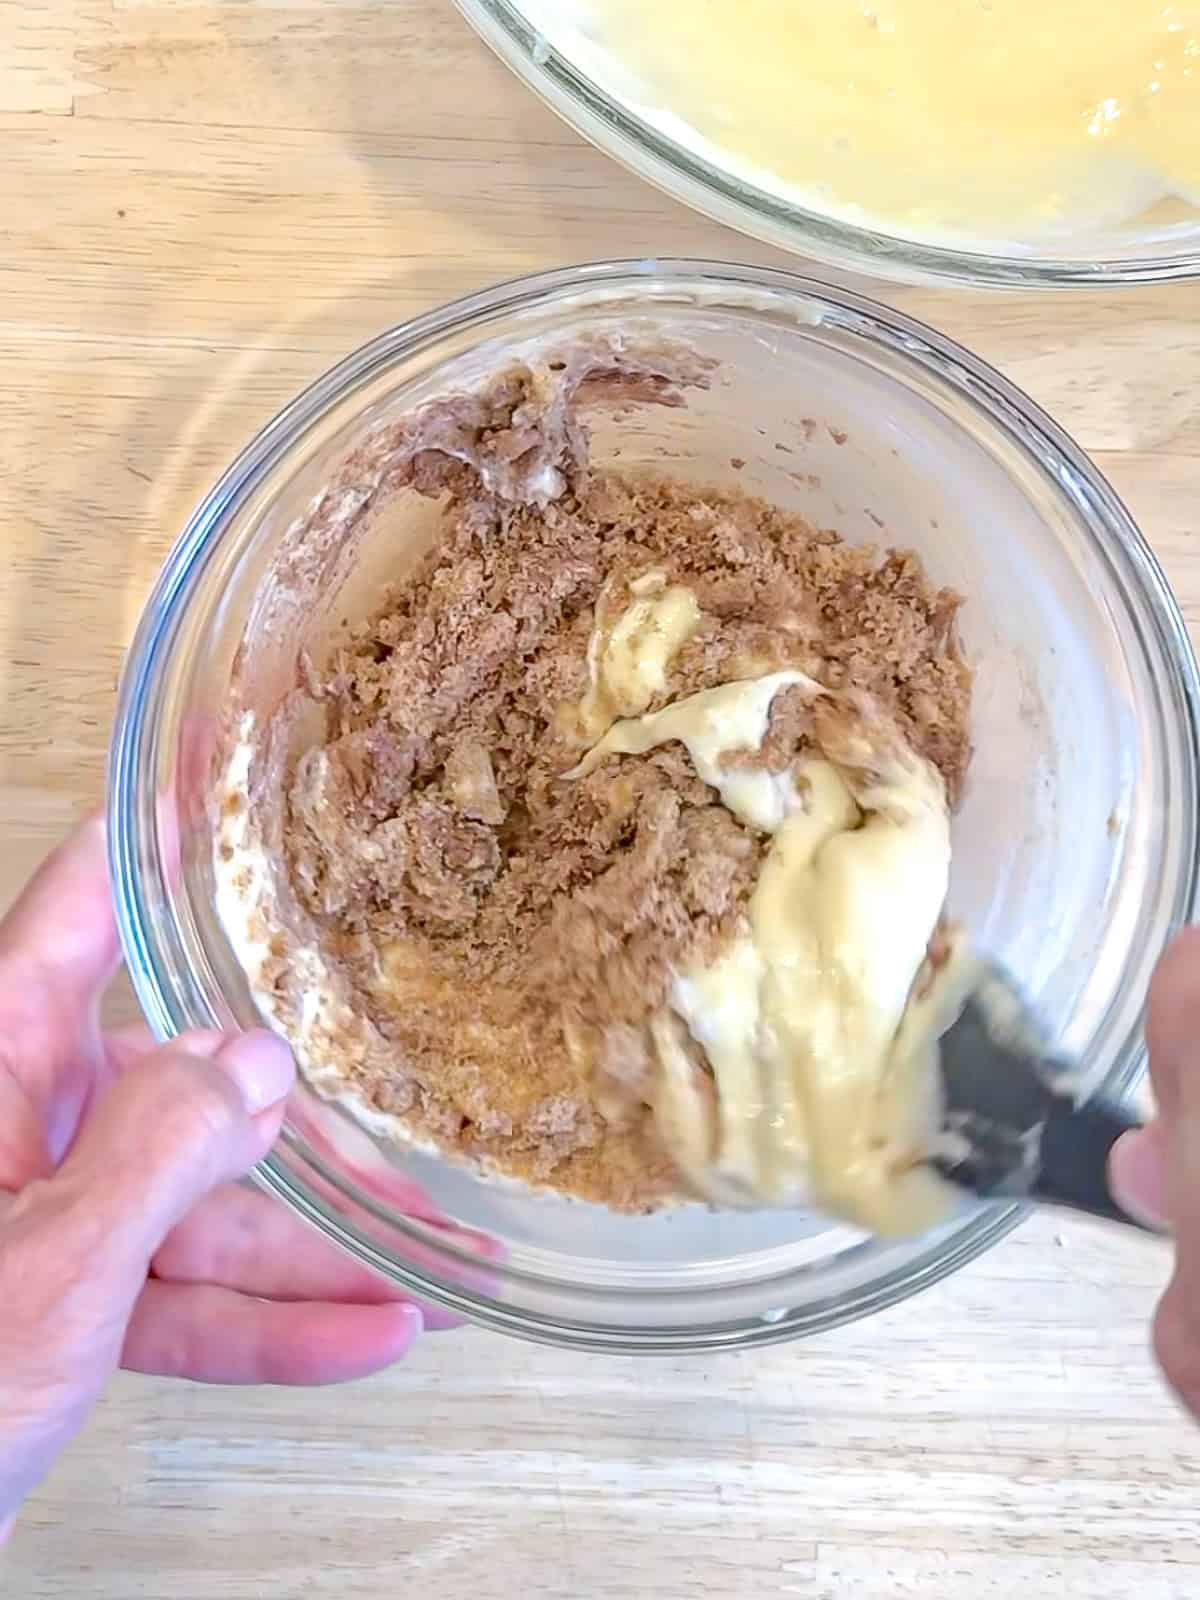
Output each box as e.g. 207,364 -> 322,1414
579,0 -> 1199,242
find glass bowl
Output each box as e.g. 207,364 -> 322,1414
109,260 -> 1200,1352
454,0 -> 1200,290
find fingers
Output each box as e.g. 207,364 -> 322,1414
0,1059 -> 52,1191
50,1029 -> 294,1298
104,1027 -> 480,1325
0,1028 -> 288,1527
122,1280 -> 423,1385
153,1184 -> 464,1329
102,1022 -> 158,1076
0,816 -> 119,1161
0,814 -> 119,1031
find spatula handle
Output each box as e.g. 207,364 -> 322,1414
1033,1095 -> 1158,1231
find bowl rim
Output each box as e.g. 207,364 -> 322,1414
453,0 -> 1200,290
109,258 -> 1200,1351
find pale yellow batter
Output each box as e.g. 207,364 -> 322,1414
578,0 -> 1200,240
569,590 -> 958,1234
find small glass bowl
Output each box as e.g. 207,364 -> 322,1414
109,260 -> 1200,1352
455,0 -> 1200,290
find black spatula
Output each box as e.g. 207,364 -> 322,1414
931,960 -> 1160,1232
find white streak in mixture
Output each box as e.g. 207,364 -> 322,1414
571,669 -> 820,832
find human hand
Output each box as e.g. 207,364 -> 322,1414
1109,928 -> 1200,1420
0,817 -> 429,1538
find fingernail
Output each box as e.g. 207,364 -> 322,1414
388,1302 -> 425,1347
217,1030 -> 296,1114
1109,1125 -> 1172,1230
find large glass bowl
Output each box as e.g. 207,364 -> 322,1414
455,0 -> 1200,289
109,260 -> 1200,1352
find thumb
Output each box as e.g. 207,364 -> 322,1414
1122,928 -> 1200,1236
1124,930 -> 1200,1419
46,1029 -> 295,1294
1144,927 -> 1200,1123
1108,1122 -> 1171,1230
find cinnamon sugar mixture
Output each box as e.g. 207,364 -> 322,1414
222,350 -> 970,1212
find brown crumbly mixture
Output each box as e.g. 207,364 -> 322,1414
259,361 -> 971,1211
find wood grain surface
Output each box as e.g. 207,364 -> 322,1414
3,2 -> 1199,1595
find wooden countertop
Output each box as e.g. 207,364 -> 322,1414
4,3 -> 1200,1594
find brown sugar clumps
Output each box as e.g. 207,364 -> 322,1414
252,361 -> 970,1211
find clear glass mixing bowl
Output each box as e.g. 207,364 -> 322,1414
109,260 -> 1200,1352
455,0 -> 1200,289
